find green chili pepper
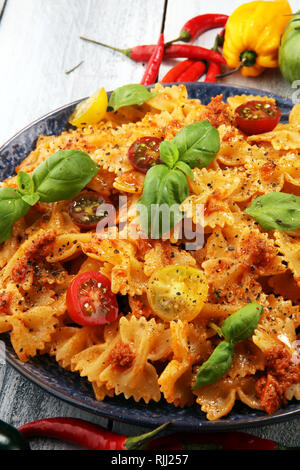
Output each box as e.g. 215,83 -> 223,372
279,11 -> 300,83
0,419 -> 30,450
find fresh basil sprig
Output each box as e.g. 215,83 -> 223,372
108,84 -> 156,111
173,160 -> 194,180
137,137 -> 192,238
245,192 -> 300,231
221,302 -> 263,343
192,341 -> 234,388
138,120 -> 219,238
193,302 -> 263,389
0,188 -> 30,242
0,149 -> 99,243
172,121 -> 220,169
16,171 -> 40,206
159,141 -> 179,168
17,171 -> 35,196
138,165 -> 189,238
31,150 -> 99,202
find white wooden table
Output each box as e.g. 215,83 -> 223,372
0,0 -> 300,450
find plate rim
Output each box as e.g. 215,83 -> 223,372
5,343 -> 300,431
1,81 -> 299,430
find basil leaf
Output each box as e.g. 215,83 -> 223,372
137,164 -> 189,238
32,150 -> 99,202
0,188 -> 30,242
172,121 -> 220,169
108,84 -> 155,111
221,302 -> 263,344
17,171 -> 34,195
159,141 -> 179,168
22,193 -> 40,206
193,341 -> 234,388
245,192 -> 300,231
174,161 -> 194,181
192,302 -> 263,390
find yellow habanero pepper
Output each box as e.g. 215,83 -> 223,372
223,0 -> 292,77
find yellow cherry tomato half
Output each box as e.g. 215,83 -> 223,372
147,265 -> 208,322
69,87 -> 108,127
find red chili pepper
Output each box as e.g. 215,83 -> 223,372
147,431 -> 298,451
167,13 -> 229,44
165,44 -> 224,64
204,29 -> 225,82
205,61 -> 220,82
18,418 -> 169,451
80,37 -> 225,65
18,418 -> 299,450
176,60 -> 206,82
141,33 -> 164,85
160,59 -> 195,83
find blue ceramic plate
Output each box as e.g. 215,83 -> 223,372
0,83 -> 299,431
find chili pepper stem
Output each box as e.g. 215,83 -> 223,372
215,58 -> 247,78
125,422 -> 171,450
80,36 -> 132,58
165,30 -> 191,47
164,37 -> 181,47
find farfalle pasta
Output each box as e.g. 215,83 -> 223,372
0,83 -> 300,421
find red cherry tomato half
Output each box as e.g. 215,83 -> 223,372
235,100 -> 281,135
66,271 -> 119,326
128,136 -> 162,173
69,190 -> 111,230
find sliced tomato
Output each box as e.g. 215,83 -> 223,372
235,100 -> 281,135
128,136 -> 162,173
68,87 -> 108,127
66,271 -> 119,326
147,265 -> 208,322
69,190 -> 111,230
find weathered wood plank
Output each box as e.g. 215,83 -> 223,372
0,366 -> 110,450
0,0 -> 7,20
0,0 -> 165,146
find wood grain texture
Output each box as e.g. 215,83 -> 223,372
0,0 -> 7,20
0,0 -> 300,450
0,0 -> 165,146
